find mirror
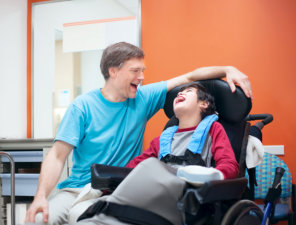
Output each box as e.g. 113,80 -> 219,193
32,0 -> 141,138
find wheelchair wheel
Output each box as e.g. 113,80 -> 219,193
221,200 -> 263,225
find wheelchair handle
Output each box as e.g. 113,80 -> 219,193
261,167 -> 285,225
272,167 -> 285,189
246,114 -> 273,130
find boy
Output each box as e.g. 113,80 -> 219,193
127,83 -> 239,180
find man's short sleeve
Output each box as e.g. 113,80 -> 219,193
54,104 -> 85,147
138,81 -> 167,120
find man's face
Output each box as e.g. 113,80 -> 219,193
109,58 -> 145,100
173,87 -> 206,118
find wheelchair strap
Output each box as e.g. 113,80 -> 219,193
161,149 -> 206,167
86,200 -> 174,225
246,168 -> 257,200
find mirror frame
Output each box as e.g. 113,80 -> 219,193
27,0 -> 142,138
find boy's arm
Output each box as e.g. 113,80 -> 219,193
210,123 -> 239,179
126,137 -> 160,168
166,66 -> 252,98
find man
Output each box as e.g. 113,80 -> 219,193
75,83 -> 239,225
25,42 -> 252,224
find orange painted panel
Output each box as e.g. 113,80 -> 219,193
27,0 -> 32,138
27,0 -> 56,138
64,16 -> 136,27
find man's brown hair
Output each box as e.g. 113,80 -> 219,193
100,42 -> 144,80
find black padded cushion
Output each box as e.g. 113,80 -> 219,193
164,79 -> 252,123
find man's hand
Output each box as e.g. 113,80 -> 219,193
225,66 -> 253,99
25,195 -> 49,223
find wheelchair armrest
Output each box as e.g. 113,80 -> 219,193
178,177 -> 248,216
196,177 -> 248,203
181,177 -> 247,205
91,164 -> 133,191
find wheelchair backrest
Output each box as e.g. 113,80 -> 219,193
164,79 -> 252,176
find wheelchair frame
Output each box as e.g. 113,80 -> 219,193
88,79 -> 279,225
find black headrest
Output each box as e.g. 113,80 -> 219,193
164,79 -> 252,123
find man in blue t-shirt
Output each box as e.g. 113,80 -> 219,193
26,42 -> 252,225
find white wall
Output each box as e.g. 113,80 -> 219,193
0,0 -> 27,139
81,50 -> 105,94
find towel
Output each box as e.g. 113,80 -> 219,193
159,114 -> 218,159
246,135 -> 264,169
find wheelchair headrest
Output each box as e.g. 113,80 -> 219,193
164,79 -> 252,123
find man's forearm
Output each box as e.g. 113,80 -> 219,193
34,150 -> 66,199
167,66 -> 232,91
187,66 -> 232,82
166,66 -> 252,98
34,142 -> 72,199
26,141 -> 72,223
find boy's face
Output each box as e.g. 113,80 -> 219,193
173,87 -> 208,118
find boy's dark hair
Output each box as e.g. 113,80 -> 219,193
100,42 -> 144,80
179,83 -> 216,119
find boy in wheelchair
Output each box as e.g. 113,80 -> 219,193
74,83 -> 240,225
126,82 -> 239,180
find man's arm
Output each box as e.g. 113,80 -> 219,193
25,141 -> 73,223
167,66 -> 252,98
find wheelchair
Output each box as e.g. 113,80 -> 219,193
82,79 -> 281,225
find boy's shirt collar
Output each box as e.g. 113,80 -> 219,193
177,126 -> 198,133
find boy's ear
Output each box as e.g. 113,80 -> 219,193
199,101 -> 209,110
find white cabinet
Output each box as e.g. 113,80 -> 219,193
0,139 -> 71,225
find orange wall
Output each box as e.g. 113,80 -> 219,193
142,0 -> 296,182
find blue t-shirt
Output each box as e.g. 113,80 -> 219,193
55,81 -> 167,189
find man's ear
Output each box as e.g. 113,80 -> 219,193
108,67 -> 118,78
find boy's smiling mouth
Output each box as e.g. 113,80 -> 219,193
175,96 -> 185,104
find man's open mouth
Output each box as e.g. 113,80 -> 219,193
131,83 -> 139,89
